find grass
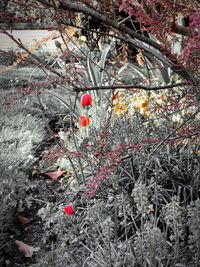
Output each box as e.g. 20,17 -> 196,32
0,111 -> 44,168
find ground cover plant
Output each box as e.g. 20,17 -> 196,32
1,0 -> 200,266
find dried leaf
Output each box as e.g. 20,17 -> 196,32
18,215 -> 33,225
44,170 -> 65,180
15,240 -> 33,258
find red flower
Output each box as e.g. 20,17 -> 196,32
81,94 -> 92,107
79,115 -> 90,127
63,205 -> 75,216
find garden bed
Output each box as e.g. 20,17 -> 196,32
1,50 -> 200,267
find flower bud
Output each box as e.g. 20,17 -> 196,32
63,205 -> 75,216
79,115 -> 90,127
81,94 -> 92,107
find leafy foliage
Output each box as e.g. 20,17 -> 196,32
1,0 -> 200,266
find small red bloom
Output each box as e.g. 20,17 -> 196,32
64,205 -> 75,216
81,94 -> 92,107
79,115 -> 90,127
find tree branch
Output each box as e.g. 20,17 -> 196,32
58,0 -> 196,85
59,0 -> 161,50
171,23 -> 190,36
74,82 -> 189,92
55,18 -> 175,69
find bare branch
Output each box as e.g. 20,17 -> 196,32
74,82 -> 190,92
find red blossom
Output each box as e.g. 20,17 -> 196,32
79,115 -> 90,127
81,93 -> 92,107
64,205 -> 75,216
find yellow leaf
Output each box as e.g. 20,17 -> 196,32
195,150 -> 200,156
136,49 -> 144,66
